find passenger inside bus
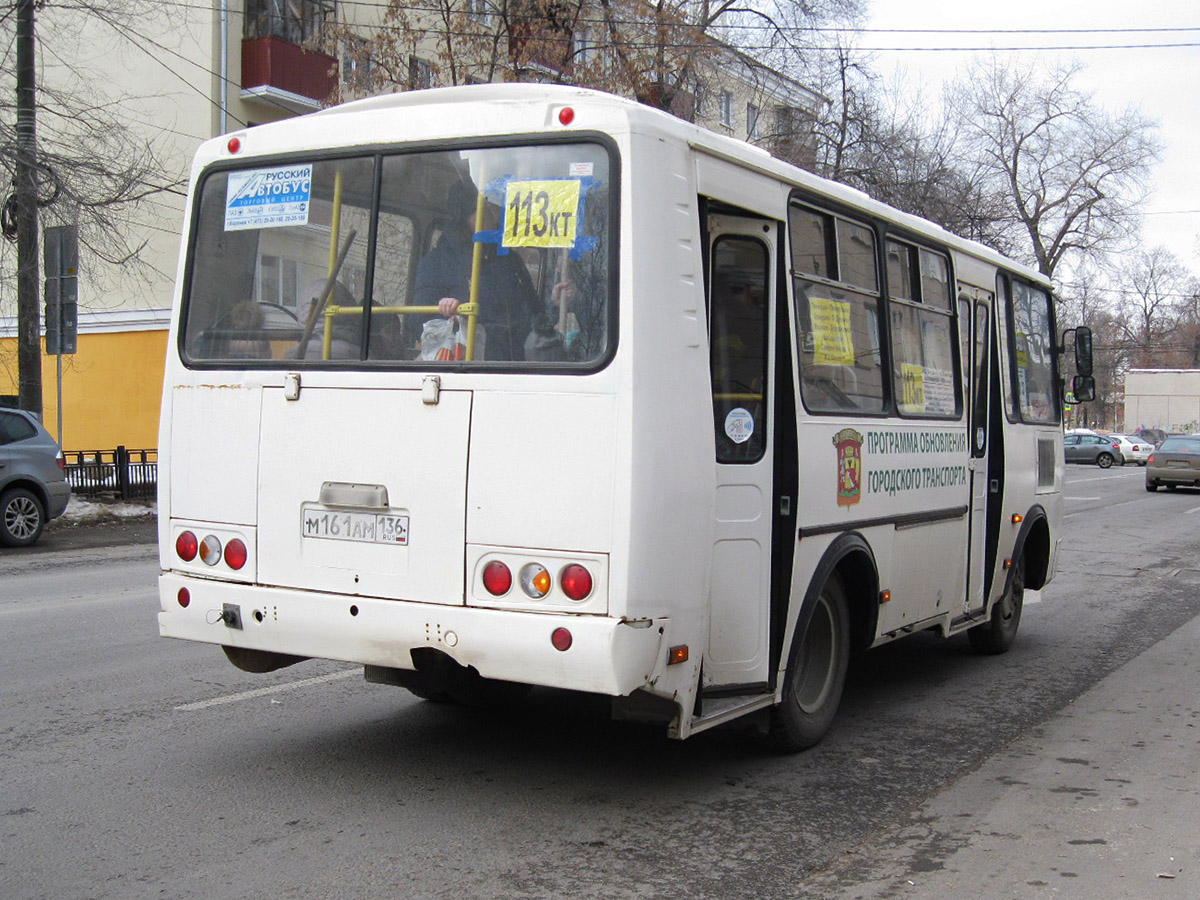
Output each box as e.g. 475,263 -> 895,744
412,181 -> 542,360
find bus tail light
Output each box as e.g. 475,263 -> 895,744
560,564 -> 593,601
176,531 -> 198,562
482,560 -> 513,596
177,588 -> 190,608
520,563 -> 552,599
224,538 -> 248,571
551,627 -> 572,651
199,535 -> 222,566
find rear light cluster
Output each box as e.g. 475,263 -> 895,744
482,559 -> 594,601
175,529 -> 247,571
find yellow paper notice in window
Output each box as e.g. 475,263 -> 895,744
502,180 -> 582,249
810,297 -> 855,366
901,362 -> 926,411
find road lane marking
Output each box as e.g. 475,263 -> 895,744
1066,496 -> 1101,501
176,668 -> 359,711
1186,507 -> 1200,515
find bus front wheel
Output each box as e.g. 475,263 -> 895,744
764,575 -> 850,753
969,552 -> 1024,655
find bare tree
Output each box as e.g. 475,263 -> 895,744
1117,246 -> 1200,367
948,58 -> 1160,279
321,0 -> 861,120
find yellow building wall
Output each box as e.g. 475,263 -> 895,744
0,330 -> 167,451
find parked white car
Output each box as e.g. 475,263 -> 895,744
1109,434 -> 1153,466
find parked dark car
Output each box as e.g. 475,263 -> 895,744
1064,432 -> 1125,468
1145,435 -> 1200,492
0,409 -> 71,546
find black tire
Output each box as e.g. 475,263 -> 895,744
0,487 -> 45,547
764,575 -> 851,752
1146,481 -> 1158,492
969,552 -> 1024,655
1096,453 -> 1114,469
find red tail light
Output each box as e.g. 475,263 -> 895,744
56,452 -> 66,470
551,627 -> 573,651
560,564 -> 593,601
482,560 -> 513,596
176,531 -> 198,562
224,538 -> 248,571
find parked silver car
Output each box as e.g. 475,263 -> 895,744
1063,432 -> 1125,468
0,409 -> 71,546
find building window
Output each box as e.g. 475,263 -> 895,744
342,39 -> 372,91
244,0 -> 335,44
719,90 -> 733,128
574,26 -> 593,69
747,103 -> 760,139
465,0 -> 491,23
409,55 -> 434,90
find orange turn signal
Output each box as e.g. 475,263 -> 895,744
667,645 -> 689,665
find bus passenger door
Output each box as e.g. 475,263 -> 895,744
704,215 -> 777,690
963,290 -> 993,614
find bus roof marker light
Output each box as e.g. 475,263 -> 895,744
227,136 -> 241,154
558,107 -> 575,126
551,627 -> 573,651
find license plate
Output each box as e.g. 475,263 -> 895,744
300,505 -> 409,546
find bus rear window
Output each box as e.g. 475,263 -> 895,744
181,142 -> 614,368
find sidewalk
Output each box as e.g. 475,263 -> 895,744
38,496 -> 157,553
814,614 -> 1200,898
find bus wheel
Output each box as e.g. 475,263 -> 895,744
764,575 -> 850,752
969,552 -> 1025,655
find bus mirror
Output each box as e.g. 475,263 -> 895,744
1071,374 -> 1095,403
1073,326 -> 1093,377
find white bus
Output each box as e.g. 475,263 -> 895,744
158,84 -> 1092,750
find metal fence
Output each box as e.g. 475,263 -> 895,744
64,447 -> 157,501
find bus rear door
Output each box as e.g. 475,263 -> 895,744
704,213 -> 778,690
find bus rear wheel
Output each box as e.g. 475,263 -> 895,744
764,575 -> 850,752
969,552 -> 1024,655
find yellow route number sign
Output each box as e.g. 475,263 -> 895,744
503,180 -> 582,249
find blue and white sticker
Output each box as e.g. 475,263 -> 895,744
724,407 -> 755,444
225,164 -> 312,231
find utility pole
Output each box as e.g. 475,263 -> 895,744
15,0 -> 43,415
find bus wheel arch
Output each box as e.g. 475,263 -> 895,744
763,535 -> 877,752
969,508 -> 1045,655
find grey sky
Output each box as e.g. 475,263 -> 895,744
865,0 -> 1198,274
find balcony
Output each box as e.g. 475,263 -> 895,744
241,35 -> 337,113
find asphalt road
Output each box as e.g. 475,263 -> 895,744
2,465 -> 1198,899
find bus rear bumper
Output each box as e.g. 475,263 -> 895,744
158,573 -> 668,697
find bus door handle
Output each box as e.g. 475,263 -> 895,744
990,479 -> 1000,494
779,496 -> 792,516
